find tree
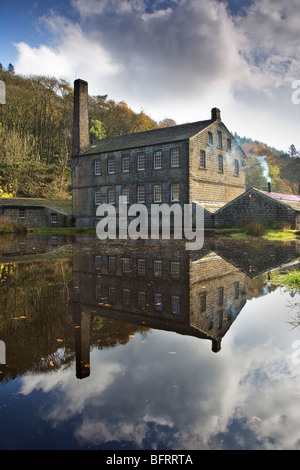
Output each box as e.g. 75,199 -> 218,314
90,119 -> 106,141
288,144 -> 299,158
7,63 -> 15,74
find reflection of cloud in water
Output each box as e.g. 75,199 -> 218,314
18,290 -> 300,450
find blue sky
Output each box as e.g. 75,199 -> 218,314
1,0 -> 300,151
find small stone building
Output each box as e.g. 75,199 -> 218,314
71,79 -> 246,228
214,188 -> 300,229
0,198 -> 72,228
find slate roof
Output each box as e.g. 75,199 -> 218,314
82,119 -> 213,155
257,190 -> 300,212
0,198 -> 72,215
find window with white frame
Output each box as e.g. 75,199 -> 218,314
154,151 -> 162,169
218,155 -> 223,173
172,296 -> 180,315
122,186 -> 130,203
108,187 -> 115,204
122,258 -> 131,274
123,289 -> 130,306
200,293 -> 206,312
227,138 -> 232,151
137,185 -> 145,203
171,183 -> 180,201
171,262 -> 180,279
122,154 -> 130,172
154,293 -> 163,311
137,259 -> 146,276
217,130 -> 223,148
208,131 -> 213,145
137,153 -> 145,170
95,189 -> 101,205
171,148 -> 179,167
95,160 -> 102,175
108,256 -> 116,274
95,255 -> 102,271
153,184 -> 162,203
154,260 -> 162,277
51,213 -> 58,224
19,208 -> 25,219
96,283 -> 102,301
107,157 -> 115,174
200,150 -> 206,168
109,287 -> 116,304
138,291 -> 146,308
234,159 -> 239,175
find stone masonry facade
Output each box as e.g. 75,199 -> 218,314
71,79 -> 246,228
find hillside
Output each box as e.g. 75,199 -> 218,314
0,69 -> 299,199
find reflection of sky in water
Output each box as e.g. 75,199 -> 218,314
10,287 -> 300,450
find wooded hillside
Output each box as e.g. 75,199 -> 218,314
0,69 -> 299,199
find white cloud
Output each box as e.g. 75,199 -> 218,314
13,0 -> 300,149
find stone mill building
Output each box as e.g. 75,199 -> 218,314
71,79 -> 246,228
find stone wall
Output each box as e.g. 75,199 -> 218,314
1,206 -> 70,228
189,121 -> 246,205
214,189 -> 297,229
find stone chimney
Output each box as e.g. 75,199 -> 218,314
211,107 -> 221,121
72,79 -> 90,156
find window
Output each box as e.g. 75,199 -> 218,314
122,186 -> 130,202
51,213 -> 58,224
218,311 -> 223,329
217,131 -> 223,148
171,262 -> 180,280
171,183 -> 180,201
208,131 -> 213,145
218,155 -> 223,173
108,256 -> 116,274
154,151 -> 162,169
137,153 -> 145,170
227,138 -> 232,151
218,287 -> 224,306
171,148 -> 180,167
234,282 -> 239,299
122,258 -> 131,274
123,289 -> 130,306
200,293 -> 206,312
108,187 -> 115,204
109,287 -> 116,304
137,259 -> 146,276
154,293 -> 163,311
19,208 -> 25,219
95,255 -> 101,271
95,160 -> 102,175
122,154 -> 130,172
153,184 -> 162,203
234,159 -> 239,176
107,157 -> 115,174
200,150 -> 206,168
207,313 -> 213,330
172,296 -> 180,315
154,260 -> 162,277
95,189 -> 101,205
137,185 -> 145,203
138,291 -> 146,308
96,283 -> 102,301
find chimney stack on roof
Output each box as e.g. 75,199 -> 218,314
72,79 -> 90,156
211,107 -> 221,121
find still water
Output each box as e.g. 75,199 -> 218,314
0,233 -> 299,450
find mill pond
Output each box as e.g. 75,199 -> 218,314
0,233 -> 299,450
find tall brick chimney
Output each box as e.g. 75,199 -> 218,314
72,79 -> 90,156
211,107 -> 221,121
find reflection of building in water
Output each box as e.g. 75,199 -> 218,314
72,238 -> 248,378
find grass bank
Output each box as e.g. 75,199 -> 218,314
215,223 -> 300,241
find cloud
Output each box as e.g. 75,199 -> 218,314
13,0 -> 300,149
